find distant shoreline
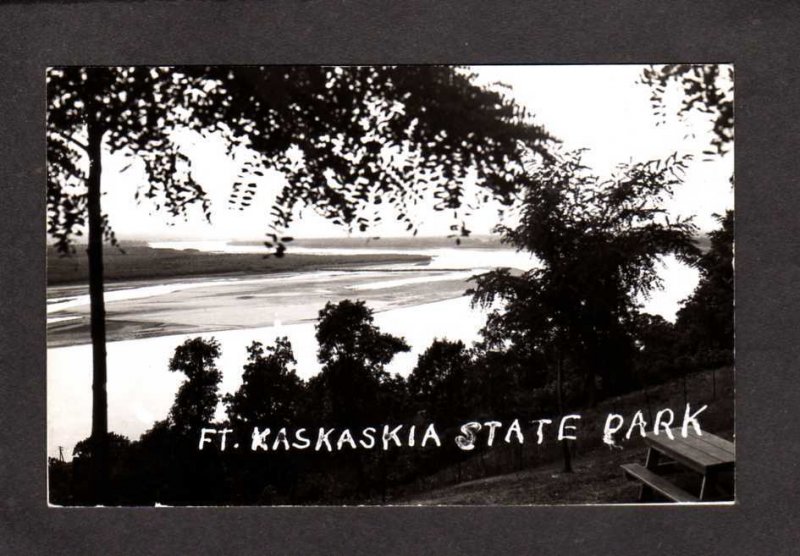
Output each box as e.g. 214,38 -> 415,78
47,245 -> 431,287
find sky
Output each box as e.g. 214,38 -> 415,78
97,64 -> 733,241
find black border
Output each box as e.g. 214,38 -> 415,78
2,1 -> 799,554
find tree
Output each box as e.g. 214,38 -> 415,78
309,299 -> 409,426
48,66 -> 555,257
48,67 -> 222,501
225,337 -> 303,427
121,338 -> 225,505
407,339 -> 472,421
68,432 -> 132,505
641,64 -> 734,380
674,210 -> 734,370
640,64 -> 734,157
167,337 -> 223,435
631,313 -> 680,383
304,300 -> 410,501
220,338 -> 303,503
47,65 -> 556,500
72,431 -> 131,461
470,151 -> 700,469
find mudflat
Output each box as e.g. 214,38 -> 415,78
47,244 -> 430,285
46,246 -> 481,348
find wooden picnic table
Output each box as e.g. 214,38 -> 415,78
622,427 -> 735,502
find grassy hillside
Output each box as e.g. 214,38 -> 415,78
390,365 -> 734,505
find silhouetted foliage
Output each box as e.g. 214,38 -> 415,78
60,432 -> 129,505
46,66 -> 557,500
308,299 -> 410,426
225,337 -> 303,427
215,338 -> 304,504
47,268 -> 734,506
72,431 -> 132,461
110,338 -> 228,505
673,210 -> 734,370
640,64 -> 733,157
167,337 -> 223,435
631,313 -> 681,384
407,339 -> 472,421
470,151 -> 700,405
47,66 -> 555,256
46,66 -> 735,505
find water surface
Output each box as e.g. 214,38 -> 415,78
47,242 -> 697,458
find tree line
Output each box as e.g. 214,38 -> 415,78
47,65 -> 556,502
49,204 -> 732,505
47,64 -> 733,504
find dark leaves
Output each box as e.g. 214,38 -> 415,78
639,64 -> 733,158
48,65 -> 557,254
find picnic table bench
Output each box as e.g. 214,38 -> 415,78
622,427 -> 735,503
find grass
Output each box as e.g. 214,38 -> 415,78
389,365 -> 734,505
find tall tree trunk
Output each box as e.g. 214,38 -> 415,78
556,346 -> 572,473
86,113 -> 109,503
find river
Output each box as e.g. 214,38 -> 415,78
46,242 -> 698,458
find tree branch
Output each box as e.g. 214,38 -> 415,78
50,129 -> 89,152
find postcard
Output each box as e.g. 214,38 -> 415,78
46,64 -> 734,506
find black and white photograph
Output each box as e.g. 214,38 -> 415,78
45,64 -> 734,506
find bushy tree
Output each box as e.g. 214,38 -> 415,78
640,64 -> 734,378
470,151 -> 700,405
468,151 -> 700,471
63,432 -> 133,505
167,337 -> 223,435
128,338 -> 226,505
309,299 -> 409,426
674,210 -> 734,369
631,313 -> 680,385
225,337 -> 303,427
407,339 -> 472,421
315,299 -> 410,367
72,431 -> 131,460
